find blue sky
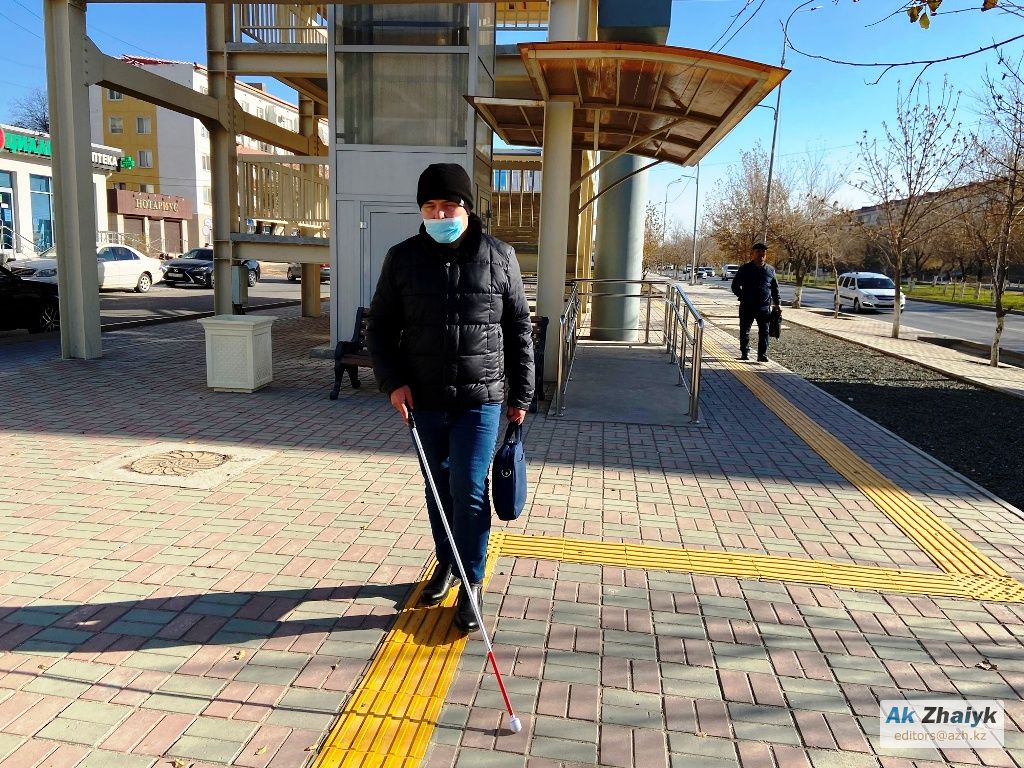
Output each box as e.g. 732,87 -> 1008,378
1,0 -> 1019,233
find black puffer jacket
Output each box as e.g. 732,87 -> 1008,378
366,214 -> 535,412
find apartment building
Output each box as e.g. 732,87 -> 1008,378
90,56 -> 305,254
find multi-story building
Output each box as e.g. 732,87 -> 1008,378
90,56 -> 309,254
0,123 -> 122,263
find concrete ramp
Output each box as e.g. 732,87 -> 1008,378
555,341 -> 696,425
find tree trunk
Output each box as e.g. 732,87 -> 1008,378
793,283 -> 804,309
891,251 -> 903,339
991,313 -> 1004,366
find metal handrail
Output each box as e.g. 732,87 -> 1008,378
0,224 -> 45,262
664,283 -> 705,423
552,281 -> 580,416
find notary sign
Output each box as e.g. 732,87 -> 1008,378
880,699 -> 1004,749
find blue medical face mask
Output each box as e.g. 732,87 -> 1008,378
423,216 -> 466,244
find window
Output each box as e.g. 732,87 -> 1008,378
201,154 -> 210,171
136,117 -> 151,135
112,182 -> 127,191
335,52 -> 467,146
140,184 -> 155,194
97,247 -> 116,262
202,187 -> 211,205
108,89 -> 123,100
199,85 -> 209,95
200,126 -> 208,138
137,150 -> 153,168
108,116 -> 124,134
114,247 -> 137,261
337,5 -> 468,45
29,175 -> 54,252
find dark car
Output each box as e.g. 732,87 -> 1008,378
161,248 -> 260,288
0,264 -> 60,333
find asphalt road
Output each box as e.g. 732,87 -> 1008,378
0,275 -> 325,353
700,280 -> 1024,355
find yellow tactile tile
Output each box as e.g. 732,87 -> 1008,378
704,337 -> 1005,578
312,536 -> 505,768
498,532 -> 1024,602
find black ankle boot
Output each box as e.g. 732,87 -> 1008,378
418,564 -> 456,606
454,583 -> 482,633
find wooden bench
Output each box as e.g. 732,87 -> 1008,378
329,307 -> 548,413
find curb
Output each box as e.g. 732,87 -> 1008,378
776,280 -> 1022,316
101,298 -> 326,332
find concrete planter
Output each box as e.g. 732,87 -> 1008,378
198,315 -> 275,392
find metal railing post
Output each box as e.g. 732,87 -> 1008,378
644,283 -> 653,344
689,319 -> 704,423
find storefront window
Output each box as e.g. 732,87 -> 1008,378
335,52 -> 467,146
29,175 -> 54,252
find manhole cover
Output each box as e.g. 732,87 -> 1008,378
127,450 -> 230,477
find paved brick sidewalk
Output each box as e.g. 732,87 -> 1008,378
0,307 -> 1021,768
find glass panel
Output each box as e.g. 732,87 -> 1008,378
29,175 -> 53,252
336,52 -> 468,146
478,3 -> 495,72
0,191 -> 14,250
0,171 -> 12,189
337,4 -> 468,46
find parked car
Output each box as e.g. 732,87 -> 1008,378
162,247 -> 260,288
837,271 -> 906,313
0,264 -> 59,333
286,262 -> 330,282
697,266 -> 715,279
9,244 -> 161,293
722,264 -> 740,280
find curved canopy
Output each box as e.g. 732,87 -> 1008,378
469,41 -> 787,167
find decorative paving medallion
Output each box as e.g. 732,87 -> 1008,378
74,442 -> 275,489
127,450 -> 230,477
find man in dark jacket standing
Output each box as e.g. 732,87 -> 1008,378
367,163 -> 534,634
731,242 -> 781,362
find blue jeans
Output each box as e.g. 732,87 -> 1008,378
413,404 -> 501,584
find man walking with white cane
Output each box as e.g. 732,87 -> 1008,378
366,163 -> 534,634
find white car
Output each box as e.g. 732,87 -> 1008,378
837,271 -> 906,313
722,264 -> 740,281
9,244 -> 163,293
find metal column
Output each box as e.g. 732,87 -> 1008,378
536,0 -> 583,380
206,3 -> 238,316
44,0 -> 101,359
591,153 -> 648,341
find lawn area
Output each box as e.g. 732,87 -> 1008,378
783,277 -> 1024,311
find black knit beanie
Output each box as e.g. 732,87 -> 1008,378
416,163 -> 474,211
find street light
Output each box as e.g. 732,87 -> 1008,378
760,0 -> 821,244
662,167 -> 701,284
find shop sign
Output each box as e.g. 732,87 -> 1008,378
108,189 -> 192,220
1,126 -> 123,171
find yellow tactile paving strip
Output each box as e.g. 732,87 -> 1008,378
704,337 -> 1005,578
312,338 -> 1024,768
311,541 -> 503,768
499,533 -> 1024,602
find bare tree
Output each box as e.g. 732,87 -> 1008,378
772,152 -> 845,308
9,88 -> 50,134
970,64 -> 1024,365
707,146 -> 790,262
642,203 -> 665,279
857,80 -> 969,337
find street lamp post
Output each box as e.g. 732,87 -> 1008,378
663,169 -> 699,281
760,0 -> 821,244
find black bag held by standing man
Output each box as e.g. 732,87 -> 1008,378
492,423 -> 527,521
769,306 -> 782,339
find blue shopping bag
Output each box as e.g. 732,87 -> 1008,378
492,423 -> 527,521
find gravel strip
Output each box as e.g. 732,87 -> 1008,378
726,324 -> 1024,512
